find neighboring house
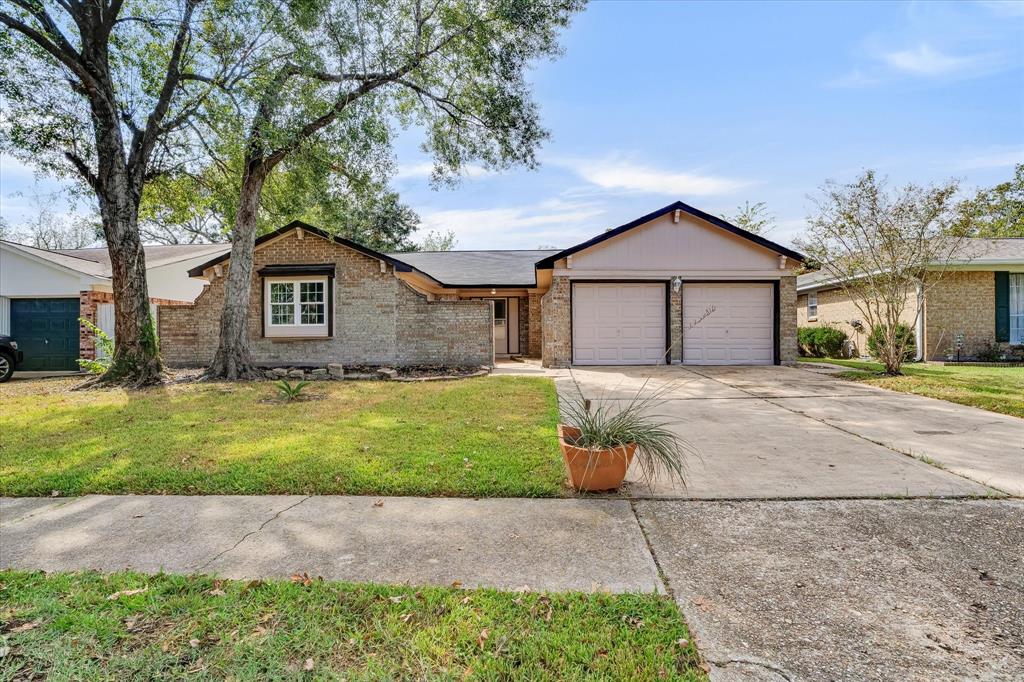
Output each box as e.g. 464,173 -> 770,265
0,241 -> 229,370
162,201 -> 803,369
796,239 -> 1024,360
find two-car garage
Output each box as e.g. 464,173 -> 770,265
570,281 -> 777,366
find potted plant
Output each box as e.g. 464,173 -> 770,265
558,384 -> 693,492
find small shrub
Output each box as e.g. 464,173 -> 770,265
867,323 -> 916,363
798,326 -> 849,358
275,379 -> 309,401
975,340 -> 1004,362
77,318 -> 114,374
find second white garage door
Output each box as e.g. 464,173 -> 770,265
572,283 -> 666,365
683,283 -> 774,365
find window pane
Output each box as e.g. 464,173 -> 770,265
271,303 -> 294,325
1011,275 -> 1024,344
270,282 -> 293,303
492,299 -> 506,319
300,281 -> 324,303
301,303 -> 325,324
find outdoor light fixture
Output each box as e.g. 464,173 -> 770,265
672,277 -> 682,293
490,288 -> 496,295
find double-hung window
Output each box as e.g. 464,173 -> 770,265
1011,274 -> 1024,345
807,292 -> 818,321
265,277 -> 329,337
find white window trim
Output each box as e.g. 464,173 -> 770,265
1011,274 -> 1024,345
264,276 -> 330,338
807,292 -> 818,321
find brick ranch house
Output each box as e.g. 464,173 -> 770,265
0,240 -> 228,370
161,202 -> 805,369
796,239 -> 1024,360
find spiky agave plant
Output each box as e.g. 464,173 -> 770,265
560,380 -> 697,488
275,379 -> 310,401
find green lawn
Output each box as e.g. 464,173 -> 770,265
799,358 -> 1024,418
0,376 -> 564,497
0,570 -> 705,680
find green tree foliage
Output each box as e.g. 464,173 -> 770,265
956,163 -> 1024,238
723,201 -> 775,235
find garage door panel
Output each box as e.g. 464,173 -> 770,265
683,283 -> 774,366
573,283 -> 665,365
10,297 -> 81,371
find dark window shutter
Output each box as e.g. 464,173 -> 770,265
995,271 -> 1010,343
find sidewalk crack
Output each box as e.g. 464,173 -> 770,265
193,495 -> 311,572
710,656 -> 793,681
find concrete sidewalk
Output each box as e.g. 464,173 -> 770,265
0,495 -> 661,594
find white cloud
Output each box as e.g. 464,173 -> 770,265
395,161 -> 490,180
880,44 -> 987,76
555,157 -> 748,197
415,199 -> 607,249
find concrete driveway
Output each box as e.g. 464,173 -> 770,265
563,365 -> 1023,498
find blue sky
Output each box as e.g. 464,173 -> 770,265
2,0 -> 1022,250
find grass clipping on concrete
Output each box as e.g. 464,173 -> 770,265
0,376 -> 563,498
0,570 -> 705,680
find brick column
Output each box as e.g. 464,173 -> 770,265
527,292 -> 542,357
778,276 -> 798,364
78,290 -> 114,361
541,277 -> 571,368
670,283 -> 682,364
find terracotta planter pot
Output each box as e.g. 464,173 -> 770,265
558,424 -> 636,492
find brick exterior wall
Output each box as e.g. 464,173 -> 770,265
923,271 -> 995,360
796,286 -> 918,357
78,290 -> 114,360
517,295 -> 529,356
527,292 -> 542,357
778,276 -> 798,364
159,231 -> 493,368
541,276 -> 571,367
669,284 -> 683,364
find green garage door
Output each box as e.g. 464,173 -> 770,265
10,298 -> 81,371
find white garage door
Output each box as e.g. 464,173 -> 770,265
573,283 -> 665,365
683,283 -> 774,365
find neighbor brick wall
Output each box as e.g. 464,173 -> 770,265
797,286 -> 917,357
541,276 -> 571,367
159,231 -> 492,368
669,284 -> 683,363
923,271 -> 995,360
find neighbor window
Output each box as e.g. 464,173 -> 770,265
807,292 -> 818,320
1011,274 -> 1024,345
264,278 -> 329,337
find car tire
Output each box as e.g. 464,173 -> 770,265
0,352 -> 14,383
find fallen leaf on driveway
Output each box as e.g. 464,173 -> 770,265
373,499 -> 384,507
106,587 -> 148,601
691,596 -> 713,612
451,580 -> 463,589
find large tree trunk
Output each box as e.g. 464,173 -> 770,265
204,163 -> 269,379
88,90 -> 164,386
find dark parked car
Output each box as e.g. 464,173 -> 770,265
0,335 -> 24,382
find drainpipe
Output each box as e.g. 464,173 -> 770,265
914,279 -> 925,362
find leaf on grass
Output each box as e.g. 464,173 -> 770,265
451,580 -> 463,589
208,589 -> 226,597
9,621 -> 39,633
0,646 -> 9,658
50,490 -> 60,497
290,573 -> 314,587
476,628 -> 489,649
189,638 -> 200,648
304,658 -> 314,671
106,587 -> 148,601
400,613 -> 413,623
388,595 -> 405,604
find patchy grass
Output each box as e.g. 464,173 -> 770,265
0,376 -> 564,497
799,358 -> 1024,418
0,570 -> 705,681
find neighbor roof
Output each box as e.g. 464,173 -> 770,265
796,238 -> 1024,292
387,249 -> 559,287
1,239 -> 231,280
535,200 -> 805,268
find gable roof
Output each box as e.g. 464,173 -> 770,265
386,249 -> 558,287
534,201 -> 805,268
56,242 -> 230,270
186,221 -> 426,279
